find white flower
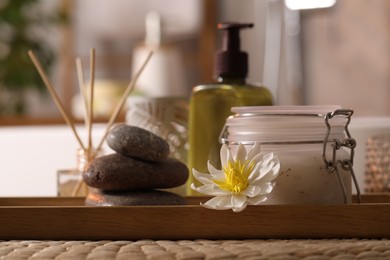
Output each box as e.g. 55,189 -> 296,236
191,143 -> 280,212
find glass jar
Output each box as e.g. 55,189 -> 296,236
57,148 -> 101,197
220,105 -> 358,205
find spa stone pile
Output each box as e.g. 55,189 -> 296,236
83,124 -> 188,206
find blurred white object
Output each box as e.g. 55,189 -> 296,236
132,12 -> 187,97
285,0 -> 336,10
132,47 -> 187,97
75,0 -> 202,52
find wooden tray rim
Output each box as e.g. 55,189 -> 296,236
1,194 -> 389,240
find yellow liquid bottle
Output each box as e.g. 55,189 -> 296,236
187,23 -> 273,194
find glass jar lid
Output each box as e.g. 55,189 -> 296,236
222,105 -> 348,143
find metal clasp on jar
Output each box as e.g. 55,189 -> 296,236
322,109 -> 361,203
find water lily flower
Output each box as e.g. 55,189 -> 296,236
191,143 -> 280,212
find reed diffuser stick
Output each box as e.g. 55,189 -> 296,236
87,48 -> 95,152
72,49 -> 96,197
28,50 -> 86,151
95,50 -> 154,152
76,57 -> 89,136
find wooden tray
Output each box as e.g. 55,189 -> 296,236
1,194 -> 390,240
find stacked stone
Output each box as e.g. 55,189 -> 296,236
83,124 -> 189,206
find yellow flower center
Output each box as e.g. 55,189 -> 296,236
214,160 -> 254,194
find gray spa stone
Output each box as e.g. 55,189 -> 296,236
107,124 -> 170,162
83,153 -> 189,191
85,189 -> 186,206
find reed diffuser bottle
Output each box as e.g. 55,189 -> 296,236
57,148 -> 101,197
187,22 -> 273,194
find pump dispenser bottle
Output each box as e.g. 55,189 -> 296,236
187,22 -> 273,194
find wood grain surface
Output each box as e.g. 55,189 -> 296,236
0,195 -> 389,240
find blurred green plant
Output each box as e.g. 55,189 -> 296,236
0,0 -> 68,115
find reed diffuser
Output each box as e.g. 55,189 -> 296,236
28,48 -> 153,197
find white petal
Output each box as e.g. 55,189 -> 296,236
201,195 -> 249,212
249,152 -> 273,173
202,196 -> 231,210
261,162 -> 281,183
232,203 -> 248,212
191,182 -> 203,192
260,152 -> 275,168
251,182 -> 274,195
242,185 -> 262,197
220,144 -> 229,168
231,194 -> 247,209
192,168 -> 214,184
235,143 -> 247,162
247,142 -> 261,161
227,145 -> 235,165
247,195 -> 267,205
251,156 -> 280,183
191,183 -> 229,196
248,162 -> 263,181
249,153 -> 264,165
258,162 -> 275,179
198,185 -> 230,196
248,162 -> 272,183
232,198 -> 248,212
207,161 -> 225,179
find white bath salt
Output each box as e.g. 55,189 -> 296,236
261,144 -> 352,205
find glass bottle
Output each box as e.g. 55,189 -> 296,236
187,23 -> 273,194
57,148 -> 100,197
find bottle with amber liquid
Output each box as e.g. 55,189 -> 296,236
187,22 -> 273,194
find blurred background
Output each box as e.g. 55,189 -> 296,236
1,0 -> 390,196
2,0 -> 390,122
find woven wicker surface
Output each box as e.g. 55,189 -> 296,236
1,239 -> 390,259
